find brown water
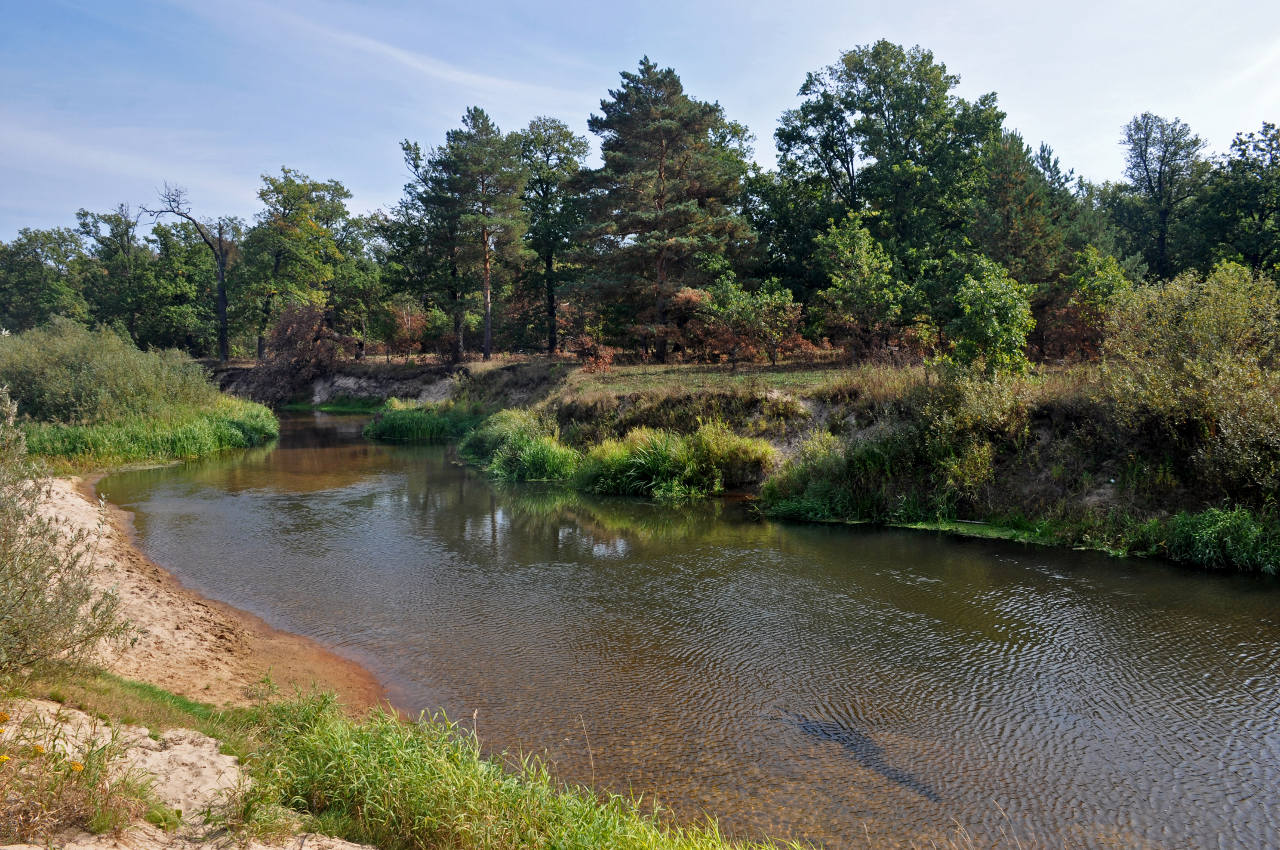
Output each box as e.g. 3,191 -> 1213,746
100,413 -> 1280,848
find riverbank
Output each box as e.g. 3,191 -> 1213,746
47,475 -> 383,710
281,357 -> 1279,575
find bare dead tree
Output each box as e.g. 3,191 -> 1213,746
143,184 -> 238,361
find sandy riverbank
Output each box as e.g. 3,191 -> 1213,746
50,475 -> 385,711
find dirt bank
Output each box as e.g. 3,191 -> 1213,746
46,476 -> 384,711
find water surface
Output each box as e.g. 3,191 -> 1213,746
101,414 -> 1280,848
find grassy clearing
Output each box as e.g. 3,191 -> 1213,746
364,399 -> 488,443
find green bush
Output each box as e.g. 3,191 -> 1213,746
0,320 -> 277,466
0,319 -> 219,424
0,389 -> 129,689
1101,262 -> 1280,495
364,399 -> 486,443
459,408 -> 551,464
490,433 -> 580,481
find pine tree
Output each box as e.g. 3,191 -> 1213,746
586,57 -> 754,361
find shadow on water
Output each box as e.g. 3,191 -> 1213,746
782,712 -> 942,802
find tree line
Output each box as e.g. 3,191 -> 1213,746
2,41 -> 1277,373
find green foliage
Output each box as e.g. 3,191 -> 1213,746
699,257 -> 802,364
1101,261 -> 1280,494
0,228 -> 91,333
363,400 -> 487,443
1155,508 -> 1279,574
814,212 -> 909,345
1066,245 -> 1131,317
944,257 -> 1035,374
0,321 -> 276,466
574,423 -> 775,503
0,389 -> 129,688
585,57 -> 754,359
0,320 -> 220,424
235,692 -> 772,850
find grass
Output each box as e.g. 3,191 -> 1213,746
364,399 -> 489,443
17,672 -> 781,850
22,396 -> 279,470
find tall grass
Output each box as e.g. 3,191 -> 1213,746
459,409 -> 580,481
0,321 -> 277,466
364,399 -> 487,443
237,693 -> 774,850
574,423 -> 776,503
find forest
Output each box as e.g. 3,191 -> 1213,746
3,40 -> 1276,375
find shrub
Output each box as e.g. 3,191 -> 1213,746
1101,262 -> 1280,495
0,319 -> 218,424
574,423 -> 774,503
459,409 -> 549,464
0,389 -> 129,688
364,400 -> 486,443
490,434 -> 580,482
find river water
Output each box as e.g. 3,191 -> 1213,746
100,413 -> 1280,848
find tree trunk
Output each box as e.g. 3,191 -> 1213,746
482,238 -> 493,361
215,257 -> 229,362
452,287 -> 465,364
545,252 -> 557,355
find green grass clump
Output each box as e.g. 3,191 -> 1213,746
574,423 -> 775,504
1147,507 -> 1280,574
459,409 -> 580,481
242,692 -> 768,850
0,321 -> 278,467
22,396 -> 278,468
363,399 -> 487,443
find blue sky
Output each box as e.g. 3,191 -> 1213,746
3,0 -> 1278,239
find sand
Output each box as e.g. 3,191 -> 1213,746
1,477 -> 387,850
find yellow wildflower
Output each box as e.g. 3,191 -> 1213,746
0,712 -> 8,723
70,761 -> 84,772
31,744 -> 45,755
0,754 -> 9,765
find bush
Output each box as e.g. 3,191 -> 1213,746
1101,262 -> 1280,495
459,409 -> 580,482
0,319 -> 219,424
364,399 -> 486,443
0,389 -> 129,688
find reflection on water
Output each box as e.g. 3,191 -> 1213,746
101,413 -> 1280,848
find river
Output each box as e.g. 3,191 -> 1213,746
99,413 -> 1280,848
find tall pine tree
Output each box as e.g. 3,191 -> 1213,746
585,57 -> 753,361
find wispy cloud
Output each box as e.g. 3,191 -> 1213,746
164,0 -> 585,109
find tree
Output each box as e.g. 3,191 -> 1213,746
699,256 -> 801,366
388,139 -> 471,362
144,185 -> 241,361
585,57 -> 754,361
449,107 -> 528,361
519,116 -> 589,355
0,228 -> 90,332
945,257 -> 1035,374
814,212 -> 913,352
1114,112 -> 1206,279
241,168 -> 351,359
1203,122 -> 1280,277
777,41 -> 1004,291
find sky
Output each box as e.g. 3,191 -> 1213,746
2,0 -> 1279,239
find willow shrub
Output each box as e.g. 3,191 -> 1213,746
0,390 -> 129,689
0,321 -> 277,465
1101,262 -> 1280,496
